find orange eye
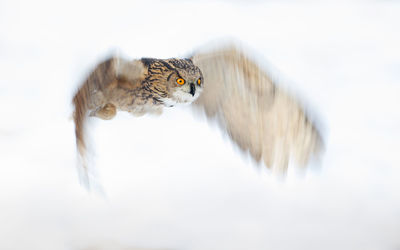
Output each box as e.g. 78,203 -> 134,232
197,78 -> 201,85
176,78 -> 185,85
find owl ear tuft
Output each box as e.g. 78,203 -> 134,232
141,58 -> 157,67
185,58 -> 193,63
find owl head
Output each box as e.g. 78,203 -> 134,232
141,58 -> 203,106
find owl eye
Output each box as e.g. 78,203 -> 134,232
176,78 -> 185,85
197,78 -> 201,85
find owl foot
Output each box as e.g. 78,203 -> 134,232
90,103 -> 117,120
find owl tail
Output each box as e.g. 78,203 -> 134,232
72,58 -> 117,189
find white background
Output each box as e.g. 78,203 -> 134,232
0,0 -> 399,249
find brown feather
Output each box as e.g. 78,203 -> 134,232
72,57 -> 147,184
72,58 -> 118,179
191,45 -> 323,172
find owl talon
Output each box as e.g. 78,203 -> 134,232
92,103 -> 117,120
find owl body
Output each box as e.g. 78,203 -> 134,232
72,56 -> 203,174
77,57 -> 203,120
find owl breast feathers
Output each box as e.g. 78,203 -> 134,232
72,44 -> 324,185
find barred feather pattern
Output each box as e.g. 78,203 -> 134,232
72,58 -> 118,181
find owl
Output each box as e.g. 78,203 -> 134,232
72,44 -> 323,185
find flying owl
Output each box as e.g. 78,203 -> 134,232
72,44 -> 323,184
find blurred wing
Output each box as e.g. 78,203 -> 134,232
72,56 -> 146,189
191,46 -> 323,172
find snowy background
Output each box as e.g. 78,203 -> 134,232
0,0 -> 399,250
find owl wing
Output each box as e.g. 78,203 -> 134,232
73,56 -> 146,189
191,45 -> 323,172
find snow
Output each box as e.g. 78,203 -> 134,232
0,1 -> 399,250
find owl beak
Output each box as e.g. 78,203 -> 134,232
189,83 -> 196,96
